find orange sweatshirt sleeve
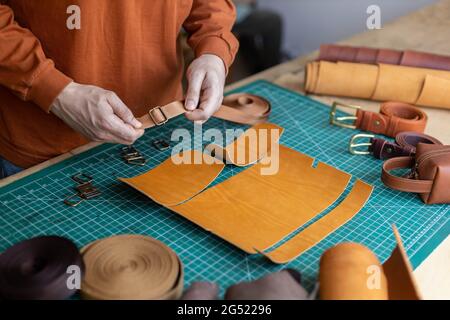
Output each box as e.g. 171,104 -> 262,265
0,5 -> 72,112
183,0 -> 239,70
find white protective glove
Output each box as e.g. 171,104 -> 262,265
184,54 -> 227,124
50,82 -> 144,145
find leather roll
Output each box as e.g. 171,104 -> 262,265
370,132 -> 443,160
319,243 -> 389,300
80,234 -> 183,300
305,61 -> 450,110
0,236 -> 84,300
318,44 -> 450,71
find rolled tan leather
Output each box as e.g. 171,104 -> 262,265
305,61 -> 450,110
319,243 -> 389,300
319,226 -> 421,300
80,235 -> 183,300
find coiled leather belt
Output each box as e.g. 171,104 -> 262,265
80,235 -> 183,300
350,132 -> 443,160
331,101 -> 428,137
0,236 -> 84,300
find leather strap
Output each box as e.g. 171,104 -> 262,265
0,236 -> 84,300
80,234 -> 183,300
370,132 -> 442,160
138,93 -> 271,129
355,102 -> 427,137
381,156 -> 433,193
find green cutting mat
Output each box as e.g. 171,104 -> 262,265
1,80 -> 448,294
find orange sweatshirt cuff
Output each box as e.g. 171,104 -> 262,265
195,35 -> 237,74
28,64 -> 73,113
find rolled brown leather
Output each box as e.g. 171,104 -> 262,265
305,61 -> 450,110
355,102 -> 427,137
370,132 -> 442,160
0,236 -> 84,300
138,93 -> 272,129
318,44 -> 450,71
80,235 -> 184,300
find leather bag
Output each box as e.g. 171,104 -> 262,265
381,143 -> 450,204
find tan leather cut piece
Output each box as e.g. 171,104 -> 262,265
260,180 -> 373,264
319,226 -> 421,300
305,61 -> 450,109
171,145 -> 351,254
119,123 -> 282,206
80,235 -> 184,300
205,123 -> 284,166
120,151 -> 225,207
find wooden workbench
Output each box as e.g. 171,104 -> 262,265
1,0 -> 449,299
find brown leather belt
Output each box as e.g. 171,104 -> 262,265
349,132 -> 442,160
331,101 -> 428,137
138,93 -> 272,129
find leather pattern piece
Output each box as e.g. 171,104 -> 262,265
120,123 -> 283,205
0,236 -> 85,300
261,180 -> 373,264
305,61 -> 450,110
205,123 -> 284,166
120,150 -> 225,207
80,235 -> 183,300
319,226 -> 421,300
120,124 -> 375,262
172,145 -> 351,254
318,44 -> 450,71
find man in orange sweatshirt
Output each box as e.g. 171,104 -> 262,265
0,0 -> 239,179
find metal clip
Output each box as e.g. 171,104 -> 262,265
64,173 -> 101,207
121,146 -> 147,166
72,173 -> 93,185
349,134 -> 375,155
330,102 -> 361,129
149,106 -> 168,126
152,139 -> 170,151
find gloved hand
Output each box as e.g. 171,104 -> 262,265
50,82 -> 144,145
184,54 -> 226,124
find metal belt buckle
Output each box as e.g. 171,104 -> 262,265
149,106 -> 169,126
64,173 -> 102,207
121,146 -> 147,166
152,139 -> 170,151
330,102 -> 361,129
349,134 -> 375,155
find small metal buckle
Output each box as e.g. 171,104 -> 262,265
330,102 -> 361,129
149,107 -> 168,126
72,173 -> 93,185
152,139 -> 170,151
349,134 -> 375,155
